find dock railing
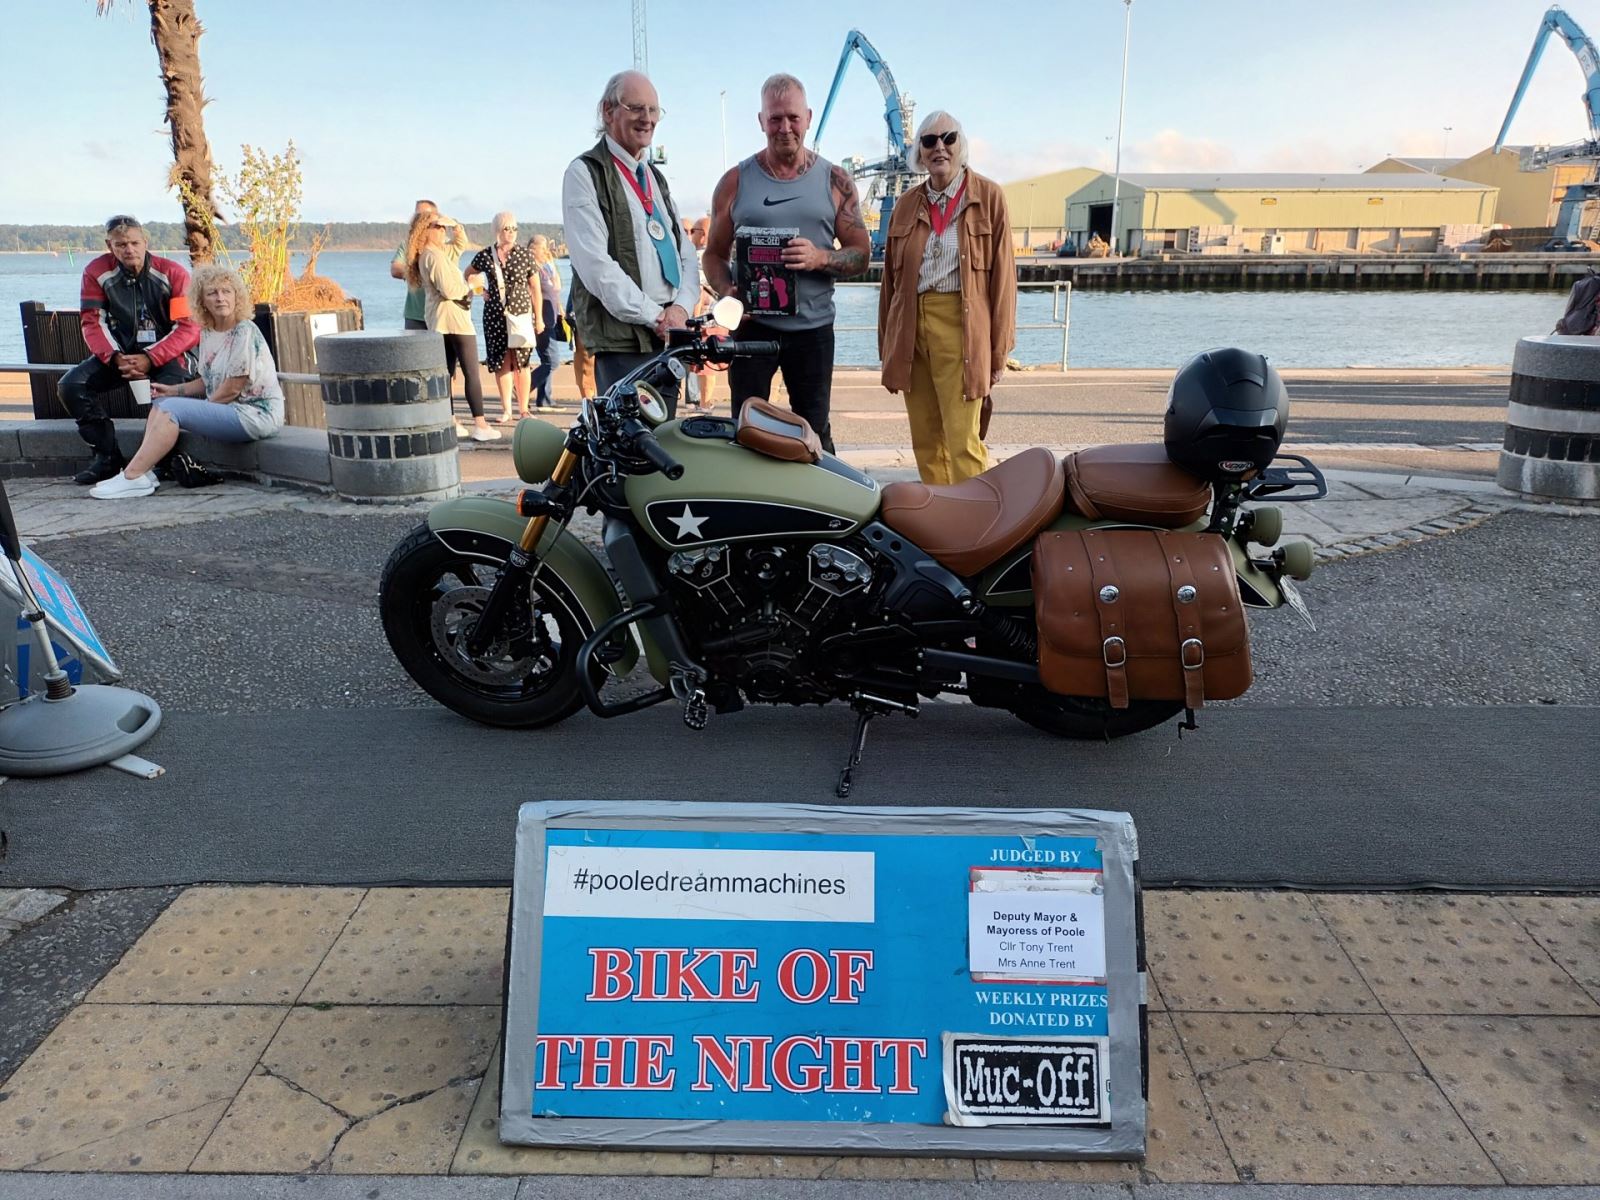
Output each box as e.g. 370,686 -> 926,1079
832,279 -> 1072,370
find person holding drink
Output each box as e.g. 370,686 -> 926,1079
406,211 -> 497,441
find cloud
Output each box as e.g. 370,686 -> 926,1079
82,140 -> 115,162
976,129 -> 1239,181
1123,129 -> 1239,173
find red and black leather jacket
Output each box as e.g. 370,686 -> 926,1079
78,251 -> 201,366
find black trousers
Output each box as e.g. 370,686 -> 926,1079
595,350 -> 681,417
59,353 -> 192,457
531,298 -> 557,406
728,322 -> 835,453
441,332 -> 485,419
403,317 -> 428,331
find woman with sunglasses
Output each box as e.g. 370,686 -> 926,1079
406,212 -> 498,442
877,112 -> 1016,484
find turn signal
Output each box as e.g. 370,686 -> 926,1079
517,490 -> 553,518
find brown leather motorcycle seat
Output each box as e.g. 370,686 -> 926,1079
735,398 -> 822,464
879,447 -> 1065,577
1064,442 -> 1211,527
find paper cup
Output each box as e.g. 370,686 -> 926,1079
128,379 -> 152,407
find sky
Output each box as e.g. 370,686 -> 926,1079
0,0 -> 1592,227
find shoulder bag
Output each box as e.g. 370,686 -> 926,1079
492,250 -> 536,349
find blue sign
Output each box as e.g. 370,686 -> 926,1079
501,803 -> 1146,1157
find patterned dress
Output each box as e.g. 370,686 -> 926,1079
470,243 -> 537,368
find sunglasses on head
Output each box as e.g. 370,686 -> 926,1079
920,131 -> 959,149
105,215 -> 141,233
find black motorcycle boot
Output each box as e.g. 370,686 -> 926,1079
74,452 -> 126,485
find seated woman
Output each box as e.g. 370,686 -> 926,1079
90,263 -> 284,499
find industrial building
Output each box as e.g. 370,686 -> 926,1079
1054,171 -> 1499,255
1367,146 -> 1590,230
999,167 -> 1100,250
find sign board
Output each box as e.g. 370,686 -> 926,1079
0,553 -> 119,701
501,802 -> 1147,1158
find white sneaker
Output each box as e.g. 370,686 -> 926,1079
469,425 -> 501,442
453,423 -> 469,439
90,470 -> 158,500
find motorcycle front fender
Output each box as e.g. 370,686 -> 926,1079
424,497 -> 642,677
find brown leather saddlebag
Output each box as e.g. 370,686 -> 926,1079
1033,527 -> 1252,708
1064,443 -> 1211,527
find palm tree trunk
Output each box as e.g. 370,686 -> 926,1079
145,0 -> 219,263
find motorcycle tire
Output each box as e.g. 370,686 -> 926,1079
380,524 -> 599,729
1010,692 -> 1184,740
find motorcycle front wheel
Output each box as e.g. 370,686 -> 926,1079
380,525 -> 598,729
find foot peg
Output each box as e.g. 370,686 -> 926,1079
683,688 -> 708,731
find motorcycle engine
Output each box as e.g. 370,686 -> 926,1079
666,540 -> 876,704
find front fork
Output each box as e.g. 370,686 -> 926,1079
463,448 -> 577,656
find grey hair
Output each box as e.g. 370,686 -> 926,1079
761,73 -> 806,105
596,70 -> 648,135
492,211 -> 517,235
907,111 -> 968,174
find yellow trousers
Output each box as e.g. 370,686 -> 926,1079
903,291 -> 989,485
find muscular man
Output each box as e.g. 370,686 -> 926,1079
61,215 -> 200,484
562,70 -> 699,414
704,73 -> 871,453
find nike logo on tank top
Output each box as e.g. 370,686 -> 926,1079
730,153 -> 838,330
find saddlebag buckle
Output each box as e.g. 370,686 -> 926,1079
1102,636 -> 1127,668
1181,638 -> 1205,670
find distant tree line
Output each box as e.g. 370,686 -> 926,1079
0,221 -> 566,254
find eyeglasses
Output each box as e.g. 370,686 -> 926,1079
920,131 -> 959,150
431,223 -> 448,230
615,101 -> 665,120
504,225 -> 518,230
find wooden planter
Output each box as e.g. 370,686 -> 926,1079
252,302 -> 364,429
18,301 -> 141,419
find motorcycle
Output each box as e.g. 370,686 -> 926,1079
379,299 -> 1324,795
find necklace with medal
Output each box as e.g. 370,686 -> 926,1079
613,155 -> 667,242
927,176 -> 967,238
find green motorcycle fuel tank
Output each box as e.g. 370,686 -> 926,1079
624,419 -> 882,550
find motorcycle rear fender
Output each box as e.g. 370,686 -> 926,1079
974,511 -> 1284,608
424,497 -> 642,677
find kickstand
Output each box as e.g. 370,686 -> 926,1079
836,707 -> 874,799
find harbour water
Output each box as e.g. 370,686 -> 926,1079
0,250 -> 1555,370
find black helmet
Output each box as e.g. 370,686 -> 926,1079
1163,348 -> 1289,482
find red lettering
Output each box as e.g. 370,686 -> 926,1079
723,949 -> 759,1001
878,1038 -> 927,1094
569,1035 -> 677,1089
824,1038 -> 878,1093
586,948 -> 634,1001
533,1035 -> 578,1089
574,1036 -> 627,1089
776,948 -> 830,1004
691,1034 -> 773,1092
772,1035 -> 826,1092
637,1035 -> 675,1089
829,950 -> 873,1004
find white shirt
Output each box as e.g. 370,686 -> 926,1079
562,135 -> 700,330
918,170 -> 967,295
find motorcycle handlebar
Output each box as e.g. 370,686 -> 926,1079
634,429 -> 685,480
714,339 -> 781,358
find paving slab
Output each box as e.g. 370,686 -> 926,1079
1145,892 -> 1379,1013
1314,895 -> 1600,1016
1175,1012 -> 1500,1185
189,1070 -> 347,1174
1399,1015 -> 1600,1185
258,1004 -> 499,1121
0,1003 -> 286,1171
712,1152 -> 979,1181
302,887 -> 509,1006
1501,896 -> 1600,1005
89,885 -> 364,1004
331,1076 -> 482,1174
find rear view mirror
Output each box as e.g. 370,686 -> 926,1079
710,295 -> 744,329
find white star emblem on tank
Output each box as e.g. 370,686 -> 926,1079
668,505 -> 708,540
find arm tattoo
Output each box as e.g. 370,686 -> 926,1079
824,165 -> 870,276
823,247 -> 869,277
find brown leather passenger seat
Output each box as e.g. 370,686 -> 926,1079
878,447 -> 1065,577
1063,442 -> 1212,527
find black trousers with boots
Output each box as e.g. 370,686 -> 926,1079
59,353 -> 192,458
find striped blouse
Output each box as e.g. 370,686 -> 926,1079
916,171 -> 967,295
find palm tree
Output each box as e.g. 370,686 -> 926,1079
95,0 -> 219,263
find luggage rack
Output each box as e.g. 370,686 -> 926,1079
1244,454 -> 1327,503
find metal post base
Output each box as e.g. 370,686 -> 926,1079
0,685 -> 162,777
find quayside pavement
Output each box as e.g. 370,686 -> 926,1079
0,368 -> 1596,1196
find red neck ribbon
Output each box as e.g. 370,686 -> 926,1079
612,155 -> 655,216
927,177 -> 967,237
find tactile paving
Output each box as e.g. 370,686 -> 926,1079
1176,1012 -> 1498,1184
302,887 -> 508,1005
977,1008 -> 1233,1183
1400,1014 -> 1600,1185
189,1070 -> 346,1174
0,1004 -> 285,1171
1145,891 -> 1378,1013
332,1078 -> 481,1174
1315,895 -> 1600,1016
260,1004 -> 498,1121
1501,896 -> 1600,1005
89,886 -> 364,1004
452,1048 -> 712,1176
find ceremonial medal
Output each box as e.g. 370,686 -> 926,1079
646,217 -> 666,241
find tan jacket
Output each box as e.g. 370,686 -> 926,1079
421,243 -> 474,336
878,169 -> 1016,399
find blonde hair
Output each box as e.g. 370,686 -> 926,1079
493,210 -> 517,236
403,211 -> 435,287
189,264 -> 251,331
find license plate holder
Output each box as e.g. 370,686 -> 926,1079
1278,576 -> 1316,630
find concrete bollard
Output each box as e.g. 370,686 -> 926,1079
1499,335 -> 1600,503
315,331 -> 461,503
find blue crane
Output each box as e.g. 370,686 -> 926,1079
1495,5 -> 1600,247
813,30 -> 919,256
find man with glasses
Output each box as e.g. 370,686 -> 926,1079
392,198 -> 466,330
562,70 -> 699,414
61,215 -> 200,484
703,73 -> 871,453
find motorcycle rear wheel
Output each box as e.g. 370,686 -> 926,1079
1011,691 -> 1184,740
380,524 -> 597,729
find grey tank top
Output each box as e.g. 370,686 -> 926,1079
731,153 -> 837,330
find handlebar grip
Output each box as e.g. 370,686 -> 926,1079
636,431 -> 685,481
720,340 -> 781,357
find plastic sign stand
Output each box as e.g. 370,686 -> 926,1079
500,801 -> 1147,1159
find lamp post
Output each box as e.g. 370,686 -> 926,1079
720,90 -> 728,171
1026,183 -> 1036,250
1442,125 -> 1453,159
1109,0 -> 1133,257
